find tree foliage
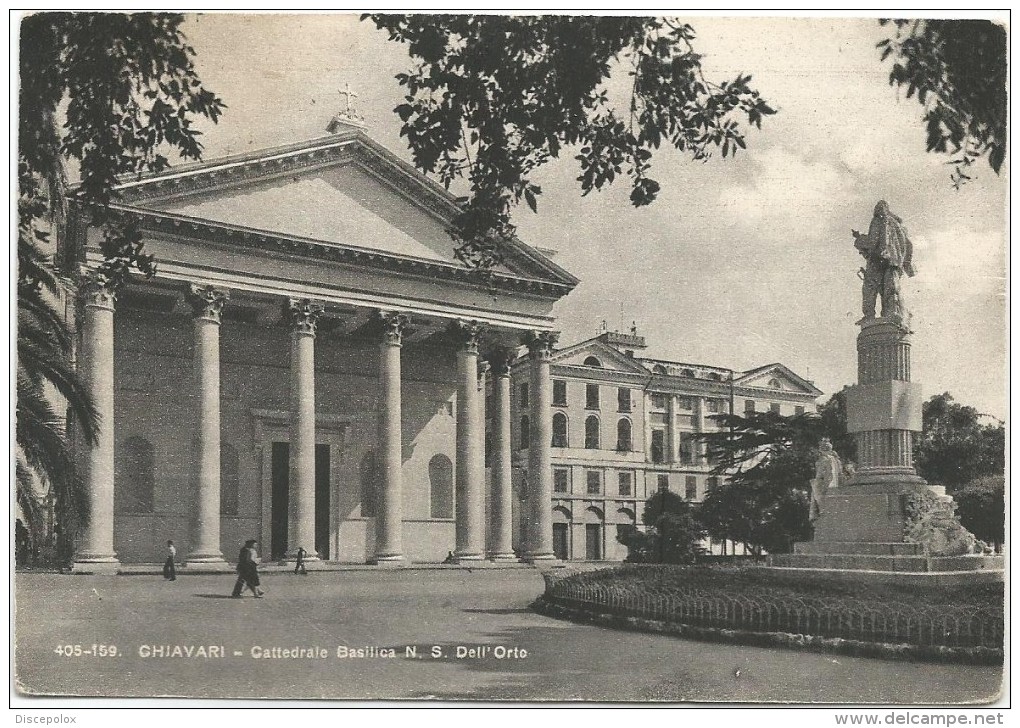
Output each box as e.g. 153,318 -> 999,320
877,19 -> 1007,187
914,392 -> 1004,489
367,15 -> 775,269
20,12 -> 225,287
619,489 -> 705,563
696,405 -> 847,554
952,475 -> 1005,549
17,12 -> 224,533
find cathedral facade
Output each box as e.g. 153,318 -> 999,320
67,121 -> 577,568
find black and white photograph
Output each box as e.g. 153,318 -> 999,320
12,9 -> 1007,714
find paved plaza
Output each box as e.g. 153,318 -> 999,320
15,569 -> 1002,703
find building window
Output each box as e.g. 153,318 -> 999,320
657,474 -> 669,492
678,396 -> 694,410
519,382 -> 529,408
795,405 -> 806,416
685,476 -> 698,500
769,378 -> 782,389
618,471 -> 633,497
705,398 -> 722,413
583,355 -> 603,367
118,436 -> 155,513
652,364 -> 667,375
679,433 -> 696,465
616,418 -> 632,451
584,415 -> 600,449
744,399 -> 756,415
680,368 -> 694,378
520,415 -> 530,449
650,393 -> 667,410
552,412 -> 568,448
586,470 -> 601,495
617,387 -> 631,412
707,476 -> 720,491
650,429 -> 665,463
220,443 -> 239,516
552,380 -> 567,406
360,451 -> 376,517
553,468 -> 569,493
677,415 -> 697,429
770,403 -> 782,414
429,454 -> 454,519
585,384 -> 600,409
708,372 -> 723,381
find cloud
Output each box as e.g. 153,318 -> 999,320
910,226 -> 1006,296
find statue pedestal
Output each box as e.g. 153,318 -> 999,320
766,313 -> 1003,586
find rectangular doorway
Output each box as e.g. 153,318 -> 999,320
585,524 -> 602,561
270,442 -> 289,560
315,443 -> 330,560
552,523 -> 569,560
269,442 -> 331,561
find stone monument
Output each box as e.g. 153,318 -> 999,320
770,201 -> 1002,584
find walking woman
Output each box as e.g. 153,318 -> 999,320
231,539 -> 264,598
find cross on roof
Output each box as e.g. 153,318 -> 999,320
339,82 -> 358,115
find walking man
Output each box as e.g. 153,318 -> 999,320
232,539 -> 264,598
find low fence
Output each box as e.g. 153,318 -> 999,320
540,570 -> 1003,650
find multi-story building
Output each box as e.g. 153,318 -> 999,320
508,329 -> 822,561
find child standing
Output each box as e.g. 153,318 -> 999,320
163,540 -> 177,581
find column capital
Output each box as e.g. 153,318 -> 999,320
375,310 -> 410,346
486,346 -> 515,378
188,284 -> 230,323
288,298 -> 325,335
524,330 -> 559,361
450,319 -> 485,354
79,276 -> 116,310
477,359 -> 491,382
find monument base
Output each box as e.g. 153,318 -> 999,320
767,480 -> 1004,586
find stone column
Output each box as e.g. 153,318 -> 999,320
523,330 -> 559,562
287,298 -> 323,561
187,284 -> 229,566
73,280 -> 119,572
665,395 -> 677,463
487,348 -> 516,560
452,320 -> 485,561
694,396 -> 707,465
374,311 -> 408,564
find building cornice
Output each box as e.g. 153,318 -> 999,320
108,204 -> 575,299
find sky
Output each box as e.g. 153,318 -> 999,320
177,12 -> 1007,420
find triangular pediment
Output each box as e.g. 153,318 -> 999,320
109,130 -> 577,288
735,363 -> 822,395
550,338 -> 650,374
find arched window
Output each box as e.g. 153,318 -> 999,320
583,355 -> 602,367
429,454 -> 454,519
360,451 -> 376,518
552,412 -> 568,448
584,415 -> 600,449
652,364 -> 667,375
117,436 -> 155,513
220,443 -> 239,516
681,368 -> 694,378
616,418 -> 632,451
708,372 -> 722,381
519,415 -> 530,449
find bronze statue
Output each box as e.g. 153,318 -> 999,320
852,200 -> 916,320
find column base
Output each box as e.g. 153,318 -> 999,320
183,556 -> 232,572
453,551 -> 484,562
521,552 -> 558,564
186,552 -> 228,564
71,555 -> 120,575
487,552 -> 519,562
847,467 -> 926,487
370,555 -> 405,567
